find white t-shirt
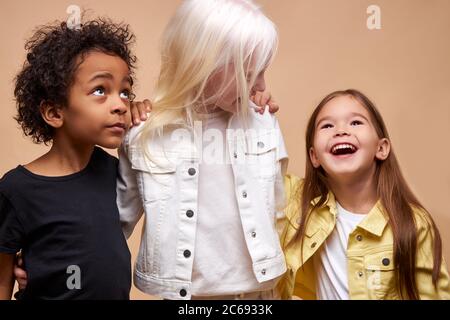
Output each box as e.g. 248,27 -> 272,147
190,109 -> 284,296
313,202 -> 366,300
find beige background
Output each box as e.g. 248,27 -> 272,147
0,0 -> 449,300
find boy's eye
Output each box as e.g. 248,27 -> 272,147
92,87 -> 105,96
120,90 -> 135,101
351,120 -> 363,126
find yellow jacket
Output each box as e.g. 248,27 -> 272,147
277,174 -> 450,300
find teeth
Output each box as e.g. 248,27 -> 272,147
331,144 -> 356,153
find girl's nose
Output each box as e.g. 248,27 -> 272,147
334,129 -> 350,137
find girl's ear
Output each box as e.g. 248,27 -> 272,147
375,138 -> 391,161
309,147 -> 321,168
40,101 -> 64,128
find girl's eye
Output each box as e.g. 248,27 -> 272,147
320,123 -> 333,129
92,87 -> 105,96
351,120 -> 363,126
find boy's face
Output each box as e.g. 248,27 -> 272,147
62,51 -> 132,149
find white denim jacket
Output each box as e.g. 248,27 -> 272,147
117,105 -> 288,300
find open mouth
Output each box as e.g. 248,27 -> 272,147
330,143 -> 358,156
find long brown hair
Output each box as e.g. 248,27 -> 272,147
291,89 -> 443,299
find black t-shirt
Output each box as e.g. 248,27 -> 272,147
0,147 -> 131,300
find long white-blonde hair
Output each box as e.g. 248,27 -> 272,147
137,0 -> 278,156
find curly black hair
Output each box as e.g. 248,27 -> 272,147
14,19 -> 137,144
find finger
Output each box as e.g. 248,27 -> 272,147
17,255 -> 23,267
143,99 -> 153,112
130,102 -> 142,126
259,106 -> 265,114
17,278 -> 28,290
251,91 -> 261,106
137,101 -> 148,121
261,91 -> 272,106
268,101 -> 279,114
253,106 -> 262,113
14,267 -> 27,280
256,92 -> 264,106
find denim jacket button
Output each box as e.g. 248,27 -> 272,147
186,210 -> 194,218
382,258 -> 390,266
179,289 -> 187,297
257,141 -> 265,148
183,250 -> 191,258
251,231 -> 257,238
356,235 -> 363,241
188,168 -> 196,176
242,191 -> 248,198
261,269 -> 266,275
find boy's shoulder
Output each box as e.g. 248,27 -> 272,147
0,166 -> 28,194
0,147 -> 118,191
92,146 -> 118,165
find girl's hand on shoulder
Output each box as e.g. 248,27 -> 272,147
130,99 -> 153,127
251,91 -> 280,115
14,252 -> 27,291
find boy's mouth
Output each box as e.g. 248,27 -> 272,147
330,143 -> 358,156
106,122 -> 127,134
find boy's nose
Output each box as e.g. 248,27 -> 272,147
112,99 -> 128,115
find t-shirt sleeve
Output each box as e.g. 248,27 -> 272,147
0,192 -> 24,253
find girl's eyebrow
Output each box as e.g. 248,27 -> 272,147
349,112 -> 370,122
316,112 -> 370,127
316,116 -> 333,127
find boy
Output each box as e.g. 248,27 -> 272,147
0,19 -> 139,300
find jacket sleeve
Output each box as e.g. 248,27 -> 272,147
116,138 -> 144,239
274,117 -> 289,236
414,211 -> 450,299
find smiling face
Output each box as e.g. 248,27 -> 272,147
59,50 -> 133,149
309,95 -> 390,182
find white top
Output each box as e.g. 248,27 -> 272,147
191,110 -> 277,296
314,202 -> 366,300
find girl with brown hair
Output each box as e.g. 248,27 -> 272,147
278,89 -> 450,300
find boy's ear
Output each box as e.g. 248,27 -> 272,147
40,101 -> 64,128
309,147 -> 321,168
375,138 -> 391,161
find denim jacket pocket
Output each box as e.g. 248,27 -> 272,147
244,133 -> 278,179
129,150 -> 177,202
364,250 -> 399,299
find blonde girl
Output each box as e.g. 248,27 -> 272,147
117,0 -> 288,300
